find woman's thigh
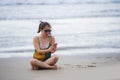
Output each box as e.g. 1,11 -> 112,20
44,55 -> 59,65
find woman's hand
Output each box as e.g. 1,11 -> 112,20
48,43 -> 57,53
52,43 -> 57,52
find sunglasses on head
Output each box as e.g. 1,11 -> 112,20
44,30 -> 51,33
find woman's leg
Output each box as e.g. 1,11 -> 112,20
44,55 -> 59,66
30,59 -> 39,70
30,58 -> 56,70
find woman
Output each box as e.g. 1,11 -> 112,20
30,21 -> 59,70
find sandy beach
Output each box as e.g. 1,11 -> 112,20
0,0 -> 120,80
0,53 -> 120,80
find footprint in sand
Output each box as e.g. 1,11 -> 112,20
87,65 -> 96,67
75,65 -> 87,68
63,64 -> 73,68
76,65 -> 82,68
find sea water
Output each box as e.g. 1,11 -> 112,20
0,0 -> 120,58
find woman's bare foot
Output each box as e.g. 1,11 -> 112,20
50,65 -> 57,70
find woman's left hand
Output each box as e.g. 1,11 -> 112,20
51,43 -> 57,53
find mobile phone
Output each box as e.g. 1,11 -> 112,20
54,43 -> 57,45
53,43 -> 57,47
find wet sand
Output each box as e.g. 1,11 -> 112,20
0,53 -> 120,80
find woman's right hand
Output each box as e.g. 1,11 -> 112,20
48,46 -> 54,53
48,43 -> 57,53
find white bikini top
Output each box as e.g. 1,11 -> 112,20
39,36 -> 50,50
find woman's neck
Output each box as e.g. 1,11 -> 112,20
40,33 -> 48,39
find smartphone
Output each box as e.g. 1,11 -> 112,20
53,43 -> 57,48
54,43 -> 57,46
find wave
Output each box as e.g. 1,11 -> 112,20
0,1 -> 120,20
0,0 -> 120,6
0,46 -> 120,53
0,15 -> 120,20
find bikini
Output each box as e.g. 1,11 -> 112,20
33,36 -> 51,61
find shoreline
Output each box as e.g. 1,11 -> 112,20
0,48 -> 120,58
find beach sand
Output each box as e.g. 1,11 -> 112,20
0,54 -> 120,80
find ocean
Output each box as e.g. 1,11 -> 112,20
0,0 -> 120,58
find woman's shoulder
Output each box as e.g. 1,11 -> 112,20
50,35 -> 55,40
33,36 -> 39,41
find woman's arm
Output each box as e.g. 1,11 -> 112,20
33,36 -> 51,54
50,36 -> 57,53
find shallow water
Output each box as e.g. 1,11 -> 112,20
0,17 -> 120,58
0,0 -> 120,58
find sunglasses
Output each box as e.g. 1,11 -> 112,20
44,30 -> 51,33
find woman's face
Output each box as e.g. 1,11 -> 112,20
41,26 -> 51,37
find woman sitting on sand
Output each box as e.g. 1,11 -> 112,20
30,21 -> 59,70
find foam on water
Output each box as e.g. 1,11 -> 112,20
0,18 -> 120,58
0,0 -> 120,57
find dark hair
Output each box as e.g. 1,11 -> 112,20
37,21 -> 51,33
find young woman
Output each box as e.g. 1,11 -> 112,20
30,21 -> 59,70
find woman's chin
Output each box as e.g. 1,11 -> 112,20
47,34 -> 51,37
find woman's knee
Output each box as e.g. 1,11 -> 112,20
53,55 -> 59,61
30,59 -> 37,65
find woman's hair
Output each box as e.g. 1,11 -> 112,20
37,21 -> 51,33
